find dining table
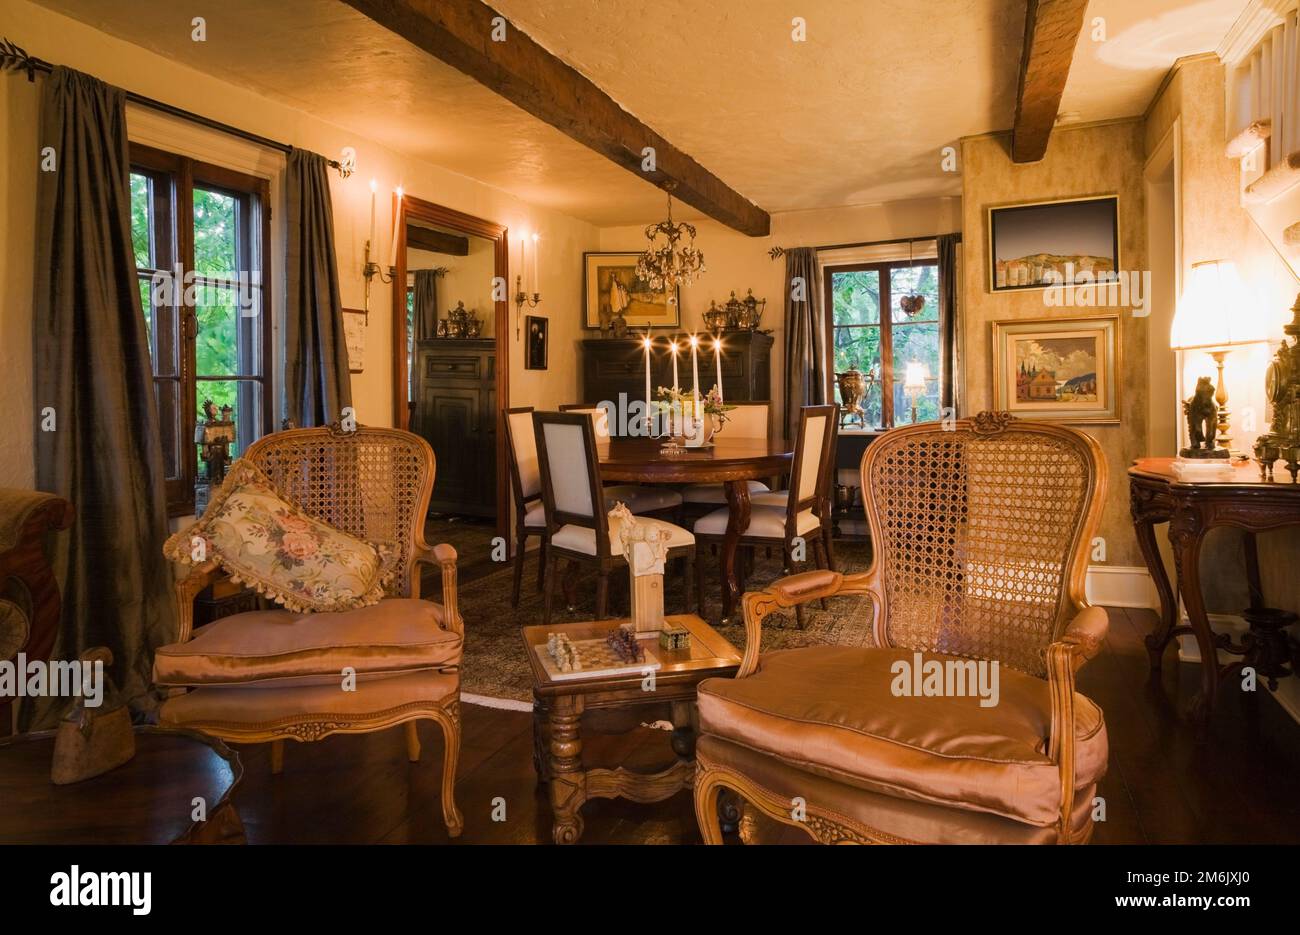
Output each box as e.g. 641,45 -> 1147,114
597,435 -> 795,619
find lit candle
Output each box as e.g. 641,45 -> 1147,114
714,336 -> 724,404
642,333 -> 653,435
368,178 -> 377,251
388,186 -> 404,269
531,232 -> 540,294
690,333 -> 701,419
671,338 -> 680,434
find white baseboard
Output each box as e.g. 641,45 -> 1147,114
1085,564 -> 1158,609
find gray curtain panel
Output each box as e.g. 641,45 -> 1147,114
782,247 -> 828,442
413,268 -> 440,341
284,148 -> 351,428
30,67 -> 177,727
937,233 -> 961,416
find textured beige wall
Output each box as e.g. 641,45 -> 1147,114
960,121 -> 1149,567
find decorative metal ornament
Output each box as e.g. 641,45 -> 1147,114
899,238 -> 926,317
636,183 -> 705,303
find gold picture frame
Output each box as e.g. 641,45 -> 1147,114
992,315 -> 1120,424
986,194 -> 1120,293
583,252 -> 680,330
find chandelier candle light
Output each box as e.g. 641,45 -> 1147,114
636,182 -> 706,302
714,336 -> 724,404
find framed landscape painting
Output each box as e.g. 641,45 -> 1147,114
991,315 -> 1120,424
987,195 -> 1120,292
583,252 -> 680,330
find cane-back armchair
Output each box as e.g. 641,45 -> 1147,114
154,424 -> 464,837
694,412 -> 1109,844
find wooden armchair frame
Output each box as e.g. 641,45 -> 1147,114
694,413 -> 1109,845
167,423 -> 464,836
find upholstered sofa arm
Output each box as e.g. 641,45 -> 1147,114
413,542 -> 461,635
736,569 -> 873,678
1045,604 -> 1109,843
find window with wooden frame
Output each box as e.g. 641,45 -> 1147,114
824,260 -> 947,428
129,143 -> 272,515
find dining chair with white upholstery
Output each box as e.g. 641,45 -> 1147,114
559,404 -> 683,517
693,404 -> 837,627
680,401 -> 774,507
534,410 -> 697,623
504,406 -> 548,607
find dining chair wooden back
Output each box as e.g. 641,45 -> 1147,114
503,406 -> 548,606
722,401 -> 771,440
782,404 -> 837,539
533,410 -> 609,555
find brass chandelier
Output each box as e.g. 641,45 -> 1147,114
636,182 -> 705,304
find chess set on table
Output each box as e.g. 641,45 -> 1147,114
535,628 -> 666,682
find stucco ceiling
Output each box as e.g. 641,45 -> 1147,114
34,0 -> 1248,228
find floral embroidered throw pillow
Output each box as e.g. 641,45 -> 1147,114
164,459 -> 394,613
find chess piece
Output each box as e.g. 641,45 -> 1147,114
50,647 -> 135,785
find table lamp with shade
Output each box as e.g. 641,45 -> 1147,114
1170,260 -> 1267,457
903,361 -> 929,424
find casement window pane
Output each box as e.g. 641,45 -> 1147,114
892,321 -> 941,425
196,379 -> 261,463
889,264 -> 939,323
195,283 -> 262,378
833,325 -> 882,428
830,270 -> 880,325
130,173 -> 152,269
138,275 -> 179,377
193,187 -> 240,275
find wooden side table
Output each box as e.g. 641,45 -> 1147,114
523,614 -> 741,844
0,726 -> 245,844
1129,457 -> 1300,730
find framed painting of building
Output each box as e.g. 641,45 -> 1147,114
991,315 -> 1120,423
986,195 -> 1120,292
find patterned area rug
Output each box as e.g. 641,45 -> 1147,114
451,538 -> 876,705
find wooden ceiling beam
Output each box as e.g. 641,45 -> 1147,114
1011,0 -> 1090,163
406,224 -> 470,255
342,0 -> 770,236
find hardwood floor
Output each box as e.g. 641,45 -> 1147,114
225,603 -> 1300,844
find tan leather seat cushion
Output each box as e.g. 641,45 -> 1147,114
552,514 -> 693,555
160,668 -> 458,729
153,598 -> 462,687
697,644 -> 1106,827
694,504 -> 820,538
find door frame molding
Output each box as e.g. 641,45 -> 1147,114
392,194 -> 509,538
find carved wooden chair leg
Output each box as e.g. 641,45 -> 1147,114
511,522 -> 526,608
694,548 -> 708,621
783,542 -> 805,629
693,765 -> 728,845
270,739 -> 284,775
433,704 -> 464,838
405,721 -> 422,762
682,550 -> 696,615
812,539 -> 830,610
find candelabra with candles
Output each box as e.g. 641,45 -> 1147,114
362,180 -> 401,322
514,232 -> 542,339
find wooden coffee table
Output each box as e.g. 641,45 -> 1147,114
0,726 -> 245,844
523,614 -> 741,844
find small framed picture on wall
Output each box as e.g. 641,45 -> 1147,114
525,315 -> 548,370
986,195 -> 1120,293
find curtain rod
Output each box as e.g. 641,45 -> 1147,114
0,37 -> 351,177
768,232 -> 961,260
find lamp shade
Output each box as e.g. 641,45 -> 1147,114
1170,260 -> 1267,349
903,361 -> 928,392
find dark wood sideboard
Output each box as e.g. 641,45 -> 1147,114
412,338 -> 497,518
581,332 -> 773,406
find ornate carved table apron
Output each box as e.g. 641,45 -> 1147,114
1129,457 -> 1300,732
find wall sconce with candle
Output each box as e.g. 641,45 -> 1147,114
362,181 -> 402,322
514,231 -> 542,340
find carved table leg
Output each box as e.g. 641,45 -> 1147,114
532,698 -> 550,783
721,479 -> 754,621
670,699 -> 696,760
1132,494 -> 1177,670
547,693 -> 586,844
1170,513 -> 1218,732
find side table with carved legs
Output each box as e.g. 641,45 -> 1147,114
523,614 -> 741,844
1129,458 -> 1300,732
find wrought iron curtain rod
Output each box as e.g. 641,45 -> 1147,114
0,37 -> 350,176
768,232 -> 961,259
